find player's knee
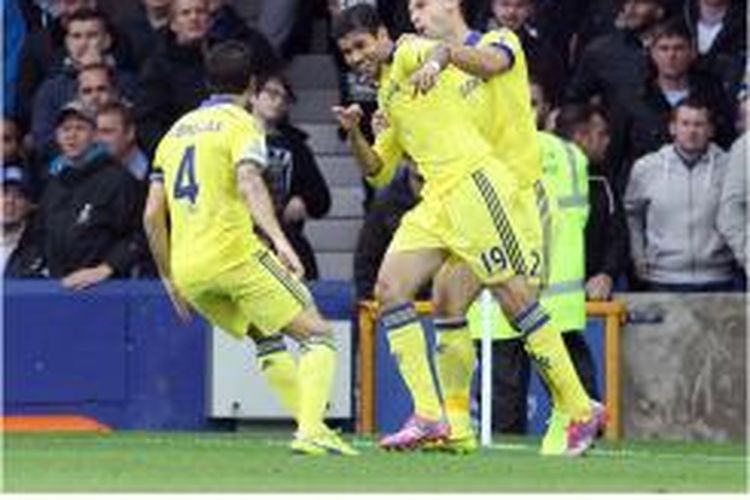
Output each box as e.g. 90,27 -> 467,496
284,307 -> 333,341
432,283 -> 469,318
374,276 -> 405,308
490,276 -> 537,318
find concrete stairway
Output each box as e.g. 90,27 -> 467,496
287,54 -> 364,281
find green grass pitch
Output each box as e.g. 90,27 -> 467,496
3,431 -> 746,493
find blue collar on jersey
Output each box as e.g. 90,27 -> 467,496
464,31 -> 482,47
200,95 -> 237,108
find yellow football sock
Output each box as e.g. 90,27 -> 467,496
514,302 -> 591,422
296,335 -> 337,436
383,303 -> 443,421
256,336 -> 299,419
434,318 -> 475,437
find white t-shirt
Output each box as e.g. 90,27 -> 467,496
697,20 -> 723,54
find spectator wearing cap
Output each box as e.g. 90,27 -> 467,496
134,0 -> 211,154
250,74 -> 331,280
96,102 -> 150,182
3,116 -> 43,201
2,166 -> 45,278
30,8 -> 137,160
37,101 -> 146,289
625,97 -> 736,291
612,17 -> 736,189
682,0 -> 746,95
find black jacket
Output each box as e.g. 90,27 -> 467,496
565,29 -> 651,111
115,2 -> 169,70
585,171 -> 629,282
38,147 -> 146,279
134,33 -> 208,155
263,123 -> 331,280
4,217 -> 45,279
518,25 -> 569,105
683,0 -> 747,93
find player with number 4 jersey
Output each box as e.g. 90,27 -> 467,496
144,41 -> 357,457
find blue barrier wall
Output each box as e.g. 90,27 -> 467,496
4,281 -> 211,429
4,280 -> 355,430
374,319 -> 607,435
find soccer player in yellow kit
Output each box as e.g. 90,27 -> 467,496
332,4 -> 603,455
407,0 -> 589,454
143,41 -> 356,456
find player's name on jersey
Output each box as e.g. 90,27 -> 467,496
171,121 -> 223,138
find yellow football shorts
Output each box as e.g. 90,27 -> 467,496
388,162 -> 549,286
176,249 -> 312,339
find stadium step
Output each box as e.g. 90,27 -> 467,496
319,156 -> 366,187
299,123 -> 350,155
316,252 -> 355,281
290,89 -> 340,123
305,218 -> 362,252
327,186 -> 365,217
287,54 -> 339,89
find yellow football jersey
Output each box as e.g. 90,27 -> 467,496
452,29 -> 542,188
152,96 -> 268,284
370,40 -> 495,199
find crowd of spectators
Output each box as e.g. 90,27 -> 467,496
2,0 -> 747,293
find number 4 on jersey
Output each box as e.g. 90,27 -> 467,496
174,145 -> 199,204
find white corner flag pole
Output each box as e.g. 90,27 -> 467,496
479,289 -> 493,447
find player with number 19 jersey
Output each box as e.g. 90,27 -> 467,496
151,96 -> 268,285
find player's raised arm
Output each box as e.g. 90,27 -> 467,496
409,37 -> 513,94
236,162 -> 305,278
406,0 -> 515,93
143,176 -> 191,322
332,104 -> 402,187
332,104 -> 382,176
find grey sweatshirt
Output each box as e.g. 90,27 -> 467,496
717,134 -> 747,269
625,143 -> 735,284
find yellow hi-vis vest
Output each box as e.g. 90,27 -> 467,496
468,132 -> 590,339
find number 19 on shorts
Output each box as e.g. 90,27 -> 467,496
480,245 -> 507,275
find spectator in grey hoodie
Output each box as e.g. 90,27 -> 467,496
717,85 -> 747,270
625,96 -> 736,291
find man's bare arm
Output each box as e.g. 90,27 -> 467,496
439,43 -> 512,79
332,104 -> 385,177
143,182 -> 172,280
236,162 -> 304,277
410,39 -> 513,93
143,181 -> 191,321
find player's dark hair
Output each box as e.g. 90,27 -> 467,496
331,3 -> 384,40
205,40 -> 258,94
555,103 -> 608,140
